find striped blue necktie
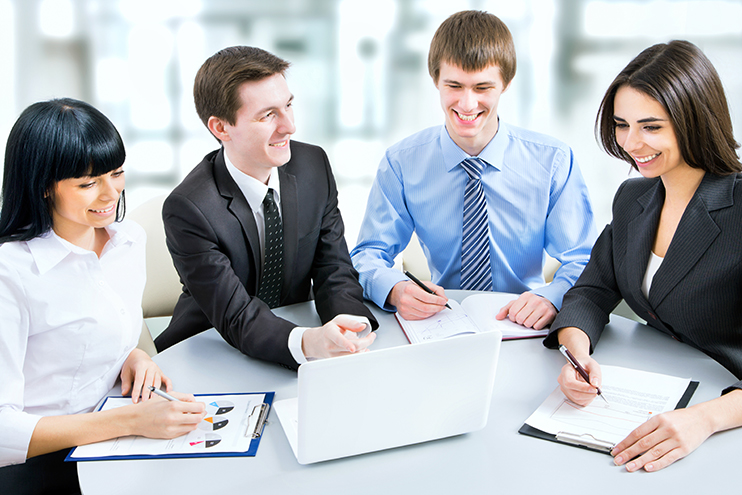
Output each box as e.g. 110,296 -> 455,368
460,158 -> 493,291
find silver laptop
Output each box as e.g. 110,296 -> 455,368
273,330 -> 502,464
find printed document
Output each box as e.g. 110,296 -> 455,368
524,366 -> 692,445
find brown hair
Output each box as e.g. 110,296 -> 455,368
428,10 -> 516,85
194,46 -> 290,133
597,40 -> 741,175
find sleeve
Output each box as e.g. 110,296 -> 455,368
0,257 -> 42,467
543,182 -> 629,351
162,193 -> 299,369
350,152 -> 414,310
308,152 -> 378,329
531,147 -> 598,309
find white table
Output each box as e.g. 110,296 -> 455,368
79,291 -> 740,494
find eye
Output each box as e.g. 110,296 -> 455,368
78,181 -> 96,189
112,169 -> 125,178
613,121 -> 628,129
643,125 -> 661,132
476,86 -> 494,92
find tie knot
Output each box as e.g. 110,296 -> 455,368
263,188 -> 276,208
461,158 -> 486,180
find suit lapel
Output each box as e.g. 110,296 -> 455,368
649,173 -> 732,308
279,166 -> 298,303
213,148 -> 262,284
626,180 -> 663,314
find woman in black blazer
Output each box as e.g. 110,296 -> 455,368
544,40 -> 742,472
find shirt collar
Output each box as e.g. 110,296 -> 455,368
440,120 -> 507,173
223,149 -> 281,212
26,223 -> 134,275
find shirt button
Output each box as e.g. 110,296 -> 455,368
98,280 -> 105,286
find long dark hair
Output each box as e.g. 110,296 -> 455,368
0,98 -> 126,243
596,40 -> 741,175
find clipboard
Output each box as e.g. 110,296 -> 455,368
519,381 -> 698,454
67,391 -> 274,462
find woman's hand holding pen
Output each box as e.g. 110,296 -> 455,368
556,327 -> 602,406
124,392 -> 206,439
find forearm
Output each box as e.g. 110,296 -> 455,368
694,389 -> 742,435
556,326 -> 592,357
27,407 -> 134,459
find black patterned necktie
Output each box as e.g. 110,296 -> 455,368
460,158 -> 493,291
256,188 -> 283,308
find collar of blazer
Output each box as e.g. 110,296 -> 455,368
627,172 -> 736,311
212,147 -> 299,298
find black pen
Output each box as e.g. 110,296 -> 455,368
558,345 -> 609,404
404,270 -> 451,310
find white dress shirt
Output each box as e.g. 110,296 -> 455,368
223,152 -> 311,364
0,220 -> 145,467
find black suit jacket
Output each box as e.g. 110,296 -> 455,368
154,142 -> 377,369
546,173 -> 742,392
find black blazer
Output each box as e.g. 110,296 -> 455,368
154,143 -> 377,369
546,173 -> 742,392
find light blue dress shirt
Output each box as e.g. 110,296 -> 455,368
350,122 -> 597,311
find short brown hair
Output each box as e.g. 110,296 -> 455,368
597,40 -> 741,175
194,46 -> 290,130
428,10 -> 516,85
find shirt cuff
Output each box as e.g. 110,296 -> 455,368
372,270 -> 409,311
288,326 -> 310,365
0,409 -> 42,467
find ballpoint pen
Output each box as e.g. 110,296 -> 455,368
558,345 -> 609,404
404,270 -> 452,310
148,385 -> 180,402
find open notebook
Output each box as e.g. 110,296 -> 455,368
396,292 -> 549,343
273,330 -> 502,464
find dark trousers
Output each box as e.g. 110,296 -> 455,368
0,449 -> 80,495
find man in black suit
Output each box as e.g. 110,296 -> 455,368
154,46 -> 377,369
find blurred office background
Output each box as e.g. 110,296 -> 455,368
1,0 -> 741,244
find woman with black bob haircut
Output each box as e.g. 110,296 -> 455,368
0,99 -> 204,495
544,40 -> 742,472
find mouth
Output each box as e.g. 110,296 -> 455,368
634,152 -> 661,164
455,110 -> 482,122
89,204 -> 115,214
269,140 -> 289,148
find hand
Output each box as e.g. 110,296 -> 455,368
496,292 -> 556,329
387,280 -> 448,320
302,314 -> 377,360
612,407 -> 714,472
120,348 -> 173,403
557,352 -> 602,406
126,392 -> 206,439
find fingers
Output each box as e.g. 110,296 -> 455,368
557,361 -> 601,406
610,409 -> 711,472
389,281 -> 448,321
497,293 -> 557,329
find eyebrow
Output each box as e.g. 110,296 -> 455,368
442,79 -> 497,86
255,94 -> 294,116
613,115 -> 667,123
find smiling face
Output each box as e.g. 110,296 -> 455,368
613,85 -> 691,181
209,73 -> 296,184
51,167 -> 125,243
436,62 -> 510,156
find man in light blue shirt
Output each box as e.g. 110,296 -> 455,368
351,10 -> 597,328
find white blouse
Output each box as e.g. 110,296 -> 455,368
0,220 -> 145,466
642,251 -> 664,299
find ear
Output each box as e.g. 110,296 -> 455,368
207,116 -> 231,142
502,79 -> 513,94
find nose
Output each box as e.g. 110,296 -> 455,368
99,176 -> 120,201
459,89 -> 477,112
277,109 -> 296,135
619,126 -> 642,153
